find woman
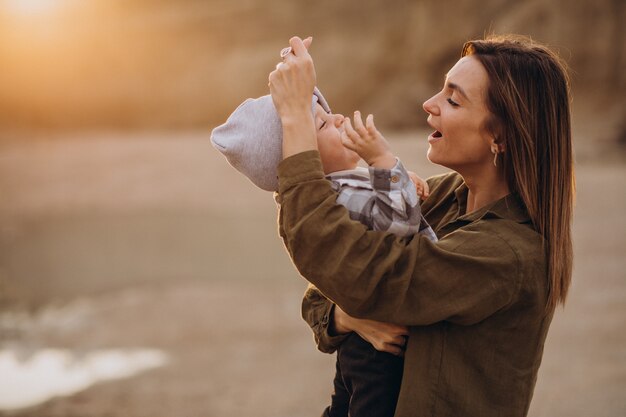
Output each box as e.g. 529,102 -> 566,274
270,34 -> 573,417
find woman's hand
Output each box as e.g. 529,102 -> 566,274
268,36 -> 315,120
268,36 -> 318,158
341,111 -> 396,169
333,305 -> 409,356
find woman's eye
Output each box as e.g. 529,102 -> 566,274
447,98 -> 459,107
319,121 -> 327,130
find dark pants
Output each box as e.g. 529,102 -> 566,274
322,332 -> 404,417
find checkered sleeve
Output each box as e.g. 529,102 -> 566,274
335,160 -> 437,241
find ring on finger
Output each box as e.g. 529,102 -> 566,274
280,47 -> 292,59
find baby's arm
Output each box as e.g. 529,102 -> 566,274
369,160 -> 429,236
341,111 -> 428,198
338,112 -> 434,238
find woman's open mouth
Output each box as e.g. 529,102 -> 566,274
428,130 -> 443,143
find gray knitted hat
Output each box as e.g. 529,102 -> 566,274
210,87 -> 331,191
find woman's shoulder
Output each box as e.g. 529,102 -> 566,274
447,212 -> 547,274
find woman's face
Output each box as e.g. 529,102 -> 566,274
422,55 -> 495,175
314,103 -> 360,174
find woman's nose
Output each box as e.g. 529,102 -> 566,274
333,113 -> 344,126
422,95 -> 438,115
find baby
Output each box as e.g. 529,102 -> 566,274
210,88 -> 437,417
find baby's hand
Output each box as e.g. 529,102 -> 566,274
408,171 -> 430,198
341,111 -> 396,169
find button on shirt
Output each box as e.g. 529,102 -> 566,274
277,151 -> 554,417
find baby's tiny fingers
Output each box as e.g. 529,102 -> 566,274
343,117 -> 359,139
365,114 -> 377,133
353,111 -> 367,135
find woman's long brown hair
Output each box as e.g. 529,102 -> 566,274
462,34 -> 574,312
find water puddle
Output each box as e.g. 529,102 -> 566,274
0,348 -> 169,410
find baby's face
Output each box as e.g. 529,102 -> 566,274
314,103 -> 360,174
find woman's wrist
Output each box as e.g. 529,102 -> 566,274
281,113 -> 318,158
330,305 -> 352,335
279,107 -> 313,127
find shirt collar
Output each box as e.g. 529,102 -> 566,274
453,182 -> 531,225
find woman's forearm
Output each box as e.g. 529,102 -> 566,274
334,303 -> 409,356
330,304 -> 352,334
301,284 -> 409,356
281,114 -> 318,158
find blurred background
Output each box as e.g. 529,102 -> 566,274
0,0 -> 624,416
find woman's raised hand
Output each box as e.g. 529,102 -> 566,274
333,305 -> 409,357
268,36 -> 316,123
269,36 -> 319,158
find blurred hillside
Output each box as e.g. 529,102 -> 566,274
0,0 -> 624,136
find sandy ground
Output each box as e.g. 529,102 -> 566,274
0,130 -> 624,417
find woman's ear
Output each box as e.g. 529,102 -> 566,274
484,115 -> 506,153
489,136 -> 506,154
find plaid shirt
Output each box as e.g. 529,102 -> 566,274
326,159 -> 437,241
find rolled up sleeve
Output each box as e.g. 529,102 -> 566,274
301,284 -> 350,353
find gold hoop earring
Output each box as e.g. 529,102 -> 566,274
493,151 -> 498,167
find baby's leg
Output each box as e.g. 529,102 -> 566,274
321,357 -> 350,417
337,332 -> 404,417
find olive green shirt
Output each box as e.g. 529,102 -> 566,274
276,150 -> 554,417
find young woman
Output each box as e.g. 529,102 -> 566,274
270,34 -> 574,416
